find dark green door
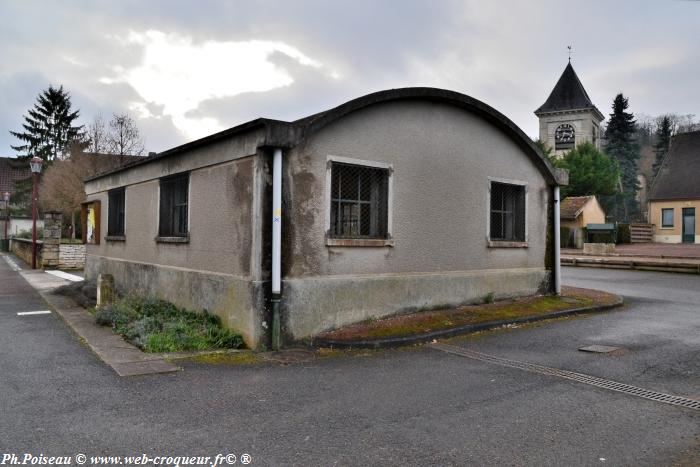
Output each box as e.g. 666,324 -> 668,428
682,208 -> 695,243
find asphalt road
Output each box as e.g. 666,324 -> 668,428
0,262 -> 698,467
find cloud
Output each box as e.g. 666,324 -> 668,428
102,30 -> 329,140
1,0 -> 699,156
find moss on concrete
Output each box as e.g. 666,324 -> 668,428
316,286 -> 618,342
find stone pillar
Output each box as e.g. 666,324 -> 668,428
42,211 -> 62,269
97,274 -> 114,308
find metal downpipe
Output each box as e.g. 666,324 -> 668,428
553,186 -> 561,295
271,148 -> 283,350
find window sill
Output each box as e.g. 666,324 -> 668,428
659,227 -> 674,230
488,240 -> 528,248
105,235 -> 125,242
155,236 -> 190,244
326,238 -> 394,247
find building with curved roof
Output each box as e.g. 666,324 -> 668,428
84,87 -> 567,347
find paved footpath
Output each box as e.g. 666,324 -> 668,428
0,253 -> 180,376
0,258 -> 698,466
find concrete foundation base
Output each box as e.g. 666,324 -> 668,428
85,255 -> 265,348
282,268 -> 551,340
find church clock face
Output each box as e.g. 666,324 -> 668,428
554,123 -> 575,149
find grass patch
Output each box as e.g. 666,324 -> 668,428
95,296 -> 244,352
316,286 -> 619,342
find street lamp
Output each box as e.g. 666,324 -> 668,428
29,156 -> 43,269
3,192 -> 9,241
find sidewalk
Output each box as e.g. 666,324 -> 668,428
562,242 -> 700,260
1,252 -> 181,376
561,245 -> 700,274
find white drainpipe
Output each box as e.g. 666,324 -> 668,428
271,148 -> 282,349
553,186 -> 561,295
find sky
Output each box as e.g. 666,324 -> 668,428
1,0 -> 698,155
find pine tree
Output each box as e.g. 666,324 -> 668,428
604,93 -> 640,222
10,85 -> 84,162
652,115 -> 672,179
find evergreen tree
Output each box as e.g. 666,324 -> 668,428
10,85 -> 84,162
652,115 -> 672,179
551,142 -> 619,199
604,93 -> 640,222
533,139 -> 555,163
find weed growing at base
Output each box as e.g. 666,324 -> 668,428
95,296 -> 244,352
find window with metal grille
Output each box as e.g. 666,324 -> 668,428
490,182 -> 526,242
159,174 -> 189,237
107,187 -> 125,236
330,162 -> 389,238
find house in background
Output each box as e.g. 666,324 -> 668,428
560,195 -> 606,248
648,130 -> 700,244
83,87 -> 567,348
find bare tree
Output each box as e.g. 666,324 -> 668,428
39,142 -> 136,239
85,113 -> 108,154
106,113 -> 145,156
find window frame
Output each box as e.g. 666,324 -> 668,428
661,208 -> 674,229
157,172 -> 190,242
106,187 -> 126,240
486,177 -> 528,248
324,155 -> 394,247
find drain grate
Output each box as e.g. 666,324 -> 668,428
429,343 -> 700,411
579,345 -> 621,353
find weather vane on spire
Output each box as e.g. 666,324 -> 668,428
567,45 -> 572,62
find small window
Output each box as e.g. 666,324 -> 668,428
490,182 -> 526,242
107,188 -> 125,237
329,162 -> 389,238
159,173 -> 189,237
661,208 -> 674,228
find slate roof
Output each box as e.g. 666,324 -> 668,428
649,130 -> 700,201
560,196 -> 593,220
535,63 -> 603,119
0,157 -> 31,195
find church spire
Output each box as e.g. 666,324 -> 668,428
534,62 -> 602,120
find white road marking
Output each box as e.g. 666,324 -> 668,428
45,270 -> 84,282
17,310 -> 52,316
2,255 -> 22,271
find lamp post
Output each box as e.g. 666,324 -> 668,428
29,156 -> 43,269
3,192 -> 9,241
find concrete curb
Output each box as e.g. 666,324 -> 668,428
0,252 -> 183,377
39,289 -> 182,377
311,297 -> 624,350
562,256 -> 700,274
562,251 -> 700,261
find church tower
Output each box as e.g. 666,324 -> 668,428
535,62 -> 604,158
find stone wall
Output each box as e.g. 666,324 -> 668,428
42,212 -> 62,268
58,244 -> 86,269
10,238 -> 42,266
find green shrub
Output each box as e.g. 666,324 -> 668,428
483,292 -> 495,304
95,296 -> 244,352
15,228 -> 44,239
